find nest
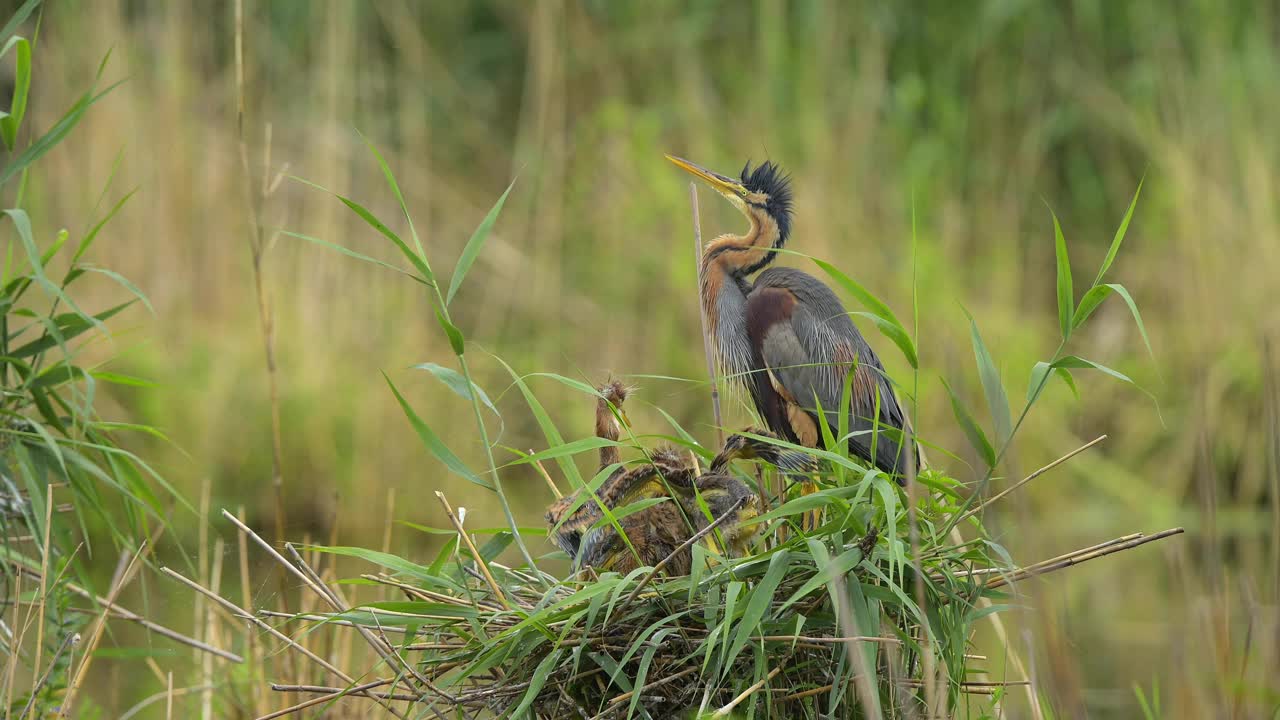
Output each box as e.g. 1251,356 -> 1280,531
165,435 -> 1183,719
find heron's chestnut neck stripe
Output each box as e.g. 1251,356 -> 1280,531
699,203 -> 782,363
700,204 -> 784,277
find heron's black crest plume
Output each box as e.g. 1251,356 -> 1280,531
740,160 -> 793,246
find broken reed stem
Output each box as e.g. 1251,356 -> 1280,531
236,505 -> 263,715
364,574 -> 506,611
160,566 -> 408,720
258,678 -> 393,720
934,533 -> 1145,583
778,678 -> 1022,702
689,182 -> 724,449
7,563 -> 241,663
257,610 -> 409,634
225,509 -> 431,711
235,0 -> 288,561
531,452 -> 563,499
283,542 -> 451,700
283,542 -> 447,704
434,491 -> 511,609
221,509 -> 330,600
18,631 -> 80,719
958,434 -> 1107,523
620,495 -> 746,610
937,432 -> 1111,714
605,666 -> 699,707
713,663 -> 784,718
902,422 -> 942,717
118,684 -> 218,720
1010,533 -> 1143,575
270,682 -> 420,703
984,527 -> 1184,591
753,634 -> 900,644
31,482 -> 53,695
63,542 -> 148,714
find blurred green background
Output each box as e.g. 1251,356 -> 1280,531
16,0 -> 1276,716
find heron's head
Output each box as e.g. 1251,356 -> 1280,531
665,155 -> 793,244
575,525 -> 623,573
597,379 -> 632,429
546,496 -> 588,557
687,475 -> 763,557
711,431 -> 817,474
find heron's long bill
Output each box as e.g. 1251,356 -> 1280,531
665,154 -> 744,197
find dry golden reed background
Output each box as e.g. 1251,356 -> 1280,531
11,1 -> 1277,716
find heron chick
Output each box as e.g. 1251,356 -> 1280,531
546,384 -> 777,575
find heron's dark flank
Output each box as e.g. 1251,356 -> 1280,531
667,155 -> 917,480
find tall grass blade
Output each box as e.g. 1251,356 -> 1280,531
1094,176 -> 1144,286
435,308 -> 465,355
522,372 -> 601,397
71,187 -> 136,263
1053,355 -> 1135,384
1054,367 -> 1080,399
1050,206 -> 1073,341
1027,360 -> 1052,405
813,256 -> 918,368
0,0 -> 40,48
964,308 -> 1011,447
942,378 -> 995,468
491,354 -> 585,490
1071,284 -> 1112,328
278,229 -> 428,284
812,258 -> 904,328
0,35 -> 32,150
0,76 -> 123,187
5,209 -> 103,334
1104,283 -> 1156,361
850,311 -> 918,369
383,372 -> 488,489
335,195 -> 435,283
447,179 -> 514,305
411,362 -> 498,415
10,300 -> 133,358
357,129 -> 427,261
723,549 -> 790,674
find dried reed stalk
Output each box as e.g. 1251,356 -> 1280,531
160,566 -> 408,720
688,182 -> 724,449
983,527 -> 1184,591
235,0 -> 289,559
958,434 -> 1107,523
435,491 -> 511,609
7,562 -> 240,663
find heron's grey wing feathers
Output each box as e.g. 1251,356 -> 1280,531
756,267 -> 911,473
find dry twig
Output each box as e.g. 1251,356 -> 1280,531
984,527 -> 1184,591
688,182 -> 724,448
958,435 -> 1107,523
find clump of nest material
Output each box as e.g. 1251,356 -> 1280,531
164,385 -> 1183,719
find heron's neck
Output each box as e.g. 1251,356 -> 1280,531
700,206 -> 781,281
595,398 -> 621,469
699,206 -> 780,374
